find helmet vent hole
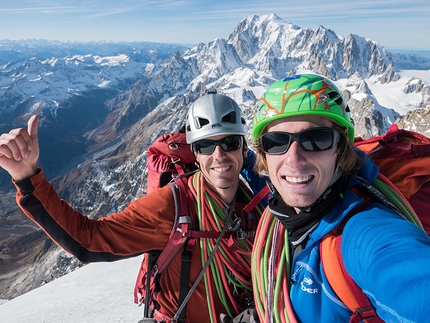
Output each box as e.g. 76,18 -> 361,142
196,117 -> 209,128
327,91 -> 343,105
222,111 -> 237,124
205,89 -> 217,95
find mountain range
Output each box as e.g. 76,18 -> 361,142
0,13 -> 429,303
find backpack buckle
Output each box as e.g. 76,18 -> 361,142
178,215 -> 192,224
351,306 -> 378,322
235,230 -> 248,239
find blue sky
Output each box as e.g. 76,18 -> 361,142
0,0 -> 429,51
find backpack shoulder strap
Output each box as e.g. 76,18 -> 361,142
244,184 -> 271,213
147,177 -> 196,323
154,177 -> 195,274
320,232 -> 383,323
320,185 -> 384,323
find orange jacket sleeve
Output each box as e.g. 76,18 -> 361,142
14,168 -> 176,262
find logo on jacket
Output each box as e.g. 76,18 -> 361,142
301,277 -> 318,294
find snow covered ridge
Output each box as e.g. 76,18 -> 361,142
0,256 -> 144,323
0,12 -> 430,311
0,40 -> 188,123
1,53 -> 149,117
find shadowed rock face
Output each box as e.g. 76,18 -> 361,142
0,229 -> 81,300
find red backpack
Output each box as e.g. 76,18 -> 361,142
321,124 -> 430,323
145,131 -> 197,195
354,124 -> 430,233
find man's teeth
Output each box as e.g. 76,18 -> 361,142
285,176 -> 312,183
214,166 -> 231,172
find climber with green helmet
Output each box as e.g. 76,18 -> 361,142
250,74 -> 430,322
0,92 -> 265,323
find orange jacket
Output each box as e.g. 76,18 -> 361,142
14,168 -> 254,322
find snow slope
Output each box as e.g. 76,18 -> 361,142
0,256 -> 145,323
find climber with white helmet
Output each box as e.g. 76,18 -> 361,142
0,91 -> 264,323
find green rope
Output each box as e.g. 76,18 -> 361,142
373,177 -> 423,228
190,172 -> 263,322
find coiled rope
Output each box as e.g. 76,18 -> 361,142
252,208 -> 297,323
188,171 -> 264,322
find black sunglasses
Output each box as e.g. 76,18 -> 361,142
193,135 -> 243,155
260,127 -> 340,155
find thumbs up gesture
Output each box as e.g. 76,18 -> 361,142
0,115 -> 40,180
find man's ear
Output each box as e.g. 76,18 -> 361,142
193,150 -> 200,165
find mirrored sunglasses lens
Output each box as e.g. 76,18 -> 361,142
221,136 -> 242,151
194,136 -> 242,155
300,129 -> 334,151
196,141 -> 216,154
261,133 -> 291,154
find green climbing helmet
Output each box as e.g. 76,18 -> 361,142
252,74 -> 354,141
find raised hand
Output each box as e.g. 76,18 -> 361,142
0,115 -> 40,180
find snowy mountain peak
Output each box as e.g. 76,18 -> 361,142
1,15 -> 430,317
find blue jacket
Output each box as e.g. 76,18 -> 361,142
290,156 -> 430,322
242,148 -> 269,207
